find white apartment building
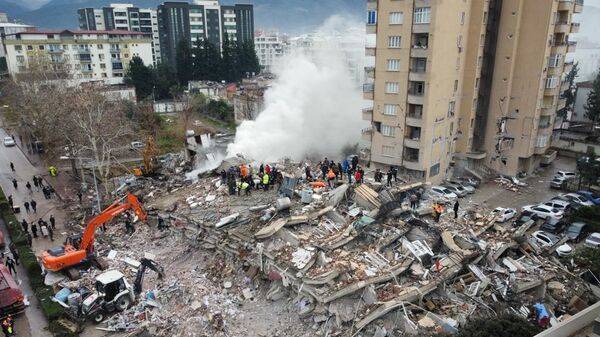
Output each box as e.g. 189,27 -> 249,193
78,4 -> 161,65
0,13 -> 36,58
3,30 -> 153,85
254,32 -> 287,73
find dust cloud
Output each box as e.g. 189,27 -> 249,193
227,15 -> 366,162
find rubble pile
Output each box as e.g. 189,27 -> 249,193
55,159 -> 599,337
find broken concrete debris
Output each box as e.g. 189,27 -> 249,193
52,158 -> 598,337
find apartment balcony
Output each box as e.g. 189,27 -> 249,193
558,0 -> 574,11
409,69 -> 427,82
81,67 -> 93,73
575,0 -> 583,13
561,80 -> 570,92
567,41 -> 577,53
410,47 -> 429,58
362,108 -> 373,121
403,155 -> 422,171
366,24 -> 376,34
406,114 -> 423,127
534,145 -> 549,155
365,66 -> 375,79
540,106 -> 556,116
466,151 -> 487,160
548,65 -> 563,76
555,21 -> 571,34
538,122 -> 552,130
363,83 -> 374,100
110,48 -> 121,53
48,47 -> 63,54
365,47 -> 376,57
544,86 -> 559,97
551,43 -> 567,54
112,62 -> 124,71
571,22 -> 580,33
407,93 -> 425,105
412,23 -> 430,34
564,60 -> 574,73
79,55 -> 92,63
404,137 -> 421,149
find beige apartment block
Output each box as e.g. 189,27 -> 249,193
364,0 -> 582,182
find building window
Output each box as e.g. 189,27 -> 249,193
381,125 -> 396,137
367,10 -> 377,25
475,78 -> 480,89
97,44 -> 104,49
429,163 -> 440,177
414,7 -> 431,24
454,80 -> 458,92
16,55 -> 25,63
460,12 -> 465,25
383,104 -> 398,116
548,54 -> 561,68
382,145 -> 396,157
387,59 -> 400,71
389,12 -> 403,25
27,45 -> 33,51
546,76 -> 559,89
385,82 -> 399,94
14,45 -> 22,51
448,101 -> 456,117
536,134 -> 549,148
388,36 -> 401,48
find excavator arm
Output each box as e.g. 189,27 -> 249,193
134,258 -> 164,296
80,193 -> 147,253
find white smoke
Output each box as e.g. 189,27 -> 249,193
227,15 -> 367,162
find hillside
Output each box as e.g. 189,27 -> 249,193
0,0 -> 364,33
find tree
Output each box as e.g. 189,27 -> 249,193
577,147 -> 600,188
192,38 -> 209,80
124,56 -> 153,101
435,315 -> 541,337
152,63 -> 177,100
220,35 -> 239,83
584,69 -> 600,124
0,57 -> 7,73
573,246 -> 600,276
175,39 -> 193,85
239,40 -> 261,77
204,39 -> 223,81
559,62 -> 579,118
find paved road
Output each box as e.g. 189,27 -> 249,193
465,156 -> 578,210
0,127 -> 70,337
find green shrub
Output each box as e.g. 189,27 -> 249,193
569,205 -> 600,232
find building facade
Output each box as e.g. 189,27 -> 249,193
0,13 -> 36,58
157,1 -> 254,67
364,0 -> 582,183
78,4 -> 161,65
254,32 -> 287,73
3,30 -> 153,85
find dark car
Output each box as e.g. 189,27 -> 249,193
513,210 -> 538,227
565,222 -> 588,242
540,217 -> 567,234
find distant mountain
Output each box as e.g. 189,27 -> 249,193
0,0 -> 364,33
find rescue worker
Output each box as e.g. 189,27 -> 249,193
436,204 -> 444,222
1,314 -> 14,336
453,200 -> 460,219
262,172 -> 270,191
327,168 -> 336,188
30,199 -> 37,213
238,181 -> 250,196
7,195 -> 12,209
11,178 -> 17,190
354,169 -> 362,184
9,162 -> 15,172
5,257 -> 16,275
49,214 -> 56,230
25,181 -> 32,193
305,165 -> 313,181
8,243 -> 19,266
374,169 -> 382,183
125,218 -> 135,234
23,201 -> 30,213
386,170 -> 393,187
21,219 -> 28,233
410,193 -> 418,209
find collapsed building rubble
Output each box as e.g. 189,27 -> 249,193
51,158 -> 599,337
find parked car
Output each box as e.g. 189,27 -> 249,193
513,210 -> 538,227
550,176 -> 568,189
129,141 -> 144,150
540,217 -> 567,234
492,207 -> 517,223
458,177 -> 480,187
565,222 -> 588,242
443,184 -> 468,197
522,204 -> 564,220
576,191 -> 600,205
555,171 -> 577,180
3,136 -> 15,147
584,233 -> 600,248
543,199 -> 572,214
531,230 -> 573,256
558,193 -> 594,207
429,186 -> 458,200
447,180 -> 475,194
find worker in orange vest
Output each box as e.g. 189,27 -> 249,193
240,164 -> 248,178
326,168 -> 336,188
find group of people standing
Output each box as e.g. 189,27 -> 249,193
373,166 -> 399,187
221,163 -> 283,196
306,156 -> 365,187
20,215 -> 56,242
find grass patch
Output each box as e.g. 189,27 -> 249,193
0,187 -> 68,335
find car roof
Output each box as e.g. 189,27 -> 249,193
96,270 -> 124,284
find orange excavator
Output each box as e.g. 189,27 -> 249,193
41,193 -> 147,274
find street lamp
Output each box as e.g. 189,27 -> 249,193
60,155 -> 101,213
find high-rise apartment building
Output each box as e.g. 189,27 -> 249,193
363,0 -> 582,183
0,13 -> 36,59
78,4 -> 161,64
157,1 -> 254,67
